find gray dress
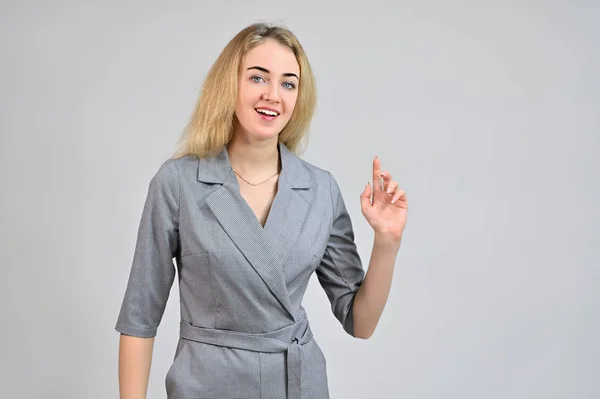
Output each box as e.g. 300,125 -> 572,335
115,142 -> 365,398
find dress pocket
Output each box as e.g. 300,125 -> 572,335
301,338 -> 330,398
165,339 -> 261,398
165,338 -> 191,396
179,252 -> 210,281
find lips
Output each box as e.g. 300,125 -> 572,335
255,107 -> 280,117
255,110 -> 277,121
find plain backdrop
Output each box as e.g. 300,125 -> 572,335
1,1 -> 598,398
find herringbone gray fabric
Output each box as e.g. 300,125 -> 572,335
115,142 -> 365,398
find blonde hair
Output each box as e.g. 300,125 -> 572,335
172,22 -> 317,160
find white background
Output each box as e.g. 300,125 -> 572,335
1,1 -> 598,398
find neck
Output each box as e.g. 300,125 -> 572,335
226,135 -> 281,179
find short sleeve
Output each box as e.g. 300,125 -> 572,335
315,172 -> 366,337
115,159 -> 180,338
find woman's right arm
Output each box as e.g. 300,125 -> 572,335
118,334 -> 155,399
115,160 -> 180,397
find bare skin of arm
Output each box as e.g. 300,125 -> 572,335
118,334 -> 155,399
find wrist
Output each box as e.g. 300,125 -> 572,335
374,232 -> 402,249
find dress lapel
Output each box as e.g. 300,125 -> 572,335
199,143 -> 311,320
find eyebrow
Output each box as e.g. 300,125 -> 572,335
247,66 -> 299,80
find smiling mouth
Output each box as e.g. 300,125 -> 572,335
255,108 -> 280,117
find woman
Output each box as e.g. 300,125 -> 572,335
116,22 -> 408,399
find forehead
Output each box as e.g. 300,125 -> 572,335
241,39 -> 300,76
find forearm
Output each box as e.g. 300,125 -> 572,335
118,334 -> 155,399
352,233 -> 401,339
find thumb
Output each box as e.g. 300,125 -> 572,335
360,182 -> 372,212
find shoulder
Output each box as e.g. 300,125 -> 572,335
293,157 -> 344,205
159,154 -> 199,183
147,155 -> 198,194
295,157 -> 332,184
168,154 -> 198,173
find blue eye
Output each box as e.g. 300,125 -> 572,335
251,75 -> 296,90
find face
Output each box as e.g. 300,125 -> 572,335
234,39 -> 300,143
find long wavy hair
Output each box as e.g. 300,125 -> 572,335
172,22 -> 317,160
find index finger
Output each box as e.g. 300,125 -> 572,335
373,156 -> 383,190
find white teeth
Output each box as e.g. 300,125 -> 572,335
256,108 -> 279,116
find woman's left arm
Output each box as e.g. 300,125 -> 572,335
353,156 -> 408,339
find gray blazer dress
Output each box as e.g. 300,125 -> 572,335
115,142 -> 366,399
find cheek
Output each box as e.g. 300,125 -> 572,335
235,90 -> 255,117
284,94 -> 299,116
237,82 -> 255,103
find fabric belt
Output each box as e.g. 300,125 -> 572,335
179,317 -> 313,399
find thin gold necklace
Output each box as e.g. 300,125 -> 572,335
233,170 -> 279,186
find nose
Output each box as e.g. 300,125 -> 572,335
262,81 -> 280,103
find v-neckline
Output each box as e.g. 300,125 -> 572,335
227,147 -> 284,232
232,176 -> 282,231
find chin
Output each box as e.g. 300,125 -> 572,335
249,127 -> 281,140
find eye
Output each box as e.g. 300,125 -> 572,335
251,75 -> 265,83
282,81 -> 296,90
